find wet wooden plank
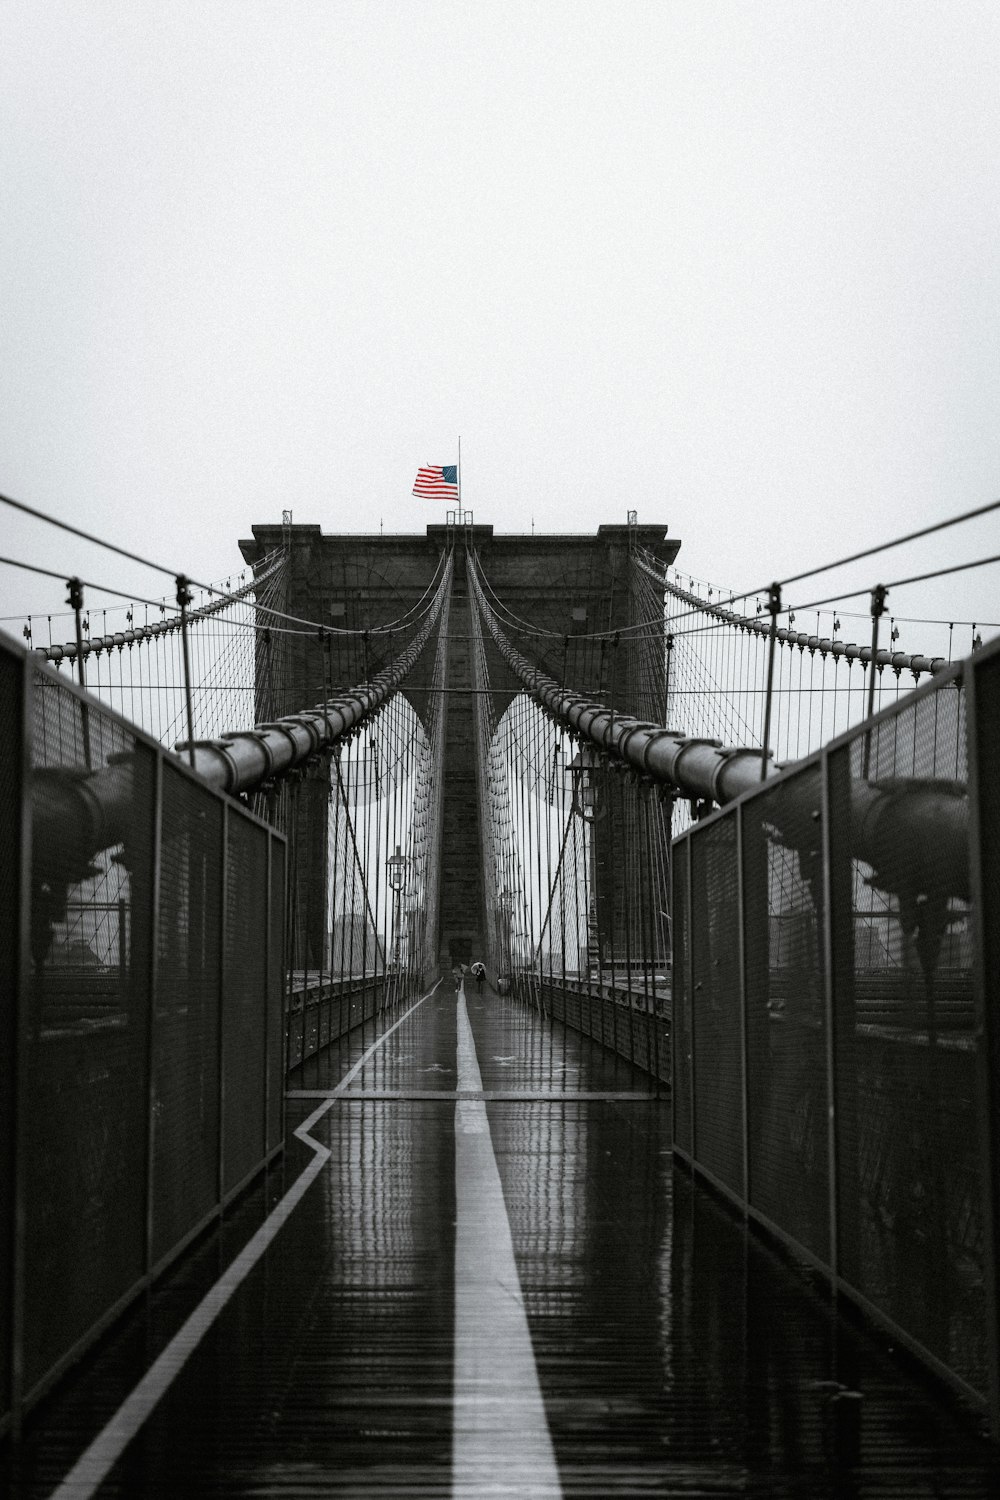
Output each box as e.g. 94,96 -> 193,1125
6,986 -> 999,1498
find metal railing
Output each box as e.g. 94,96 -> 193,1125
672,633 -> 1000,1434
0,629 -> 286,1431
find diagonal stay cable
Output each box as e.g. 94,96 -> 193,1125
1,489 -> 450,638
0,489 -> 204,582
654,496 -> 1000,613
530,804 -> 578,965
334,761 -> 388,971
790,549 -> 1000,613
32,552 -> 286,663
637,549 -> 952,678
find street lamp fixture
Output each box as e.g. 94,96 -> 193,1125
387,845 -> 408,893
387,845 -> 408,973
568,747 -> 606,823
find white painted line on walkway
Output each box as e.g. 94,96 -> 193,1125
452,986 -> 563,1499
287,1088 -> 658,1101
49,985 -> 439,1500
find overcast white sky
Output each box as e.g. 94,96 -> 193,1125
2,1 -> 999,638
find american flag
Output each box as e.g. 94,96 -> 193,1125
412,464 -> 458,500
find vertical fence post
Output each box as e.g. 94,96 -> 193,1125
663,632 -> 674,726
176,575 -> 196,768
8,649 -> 32,1435
820,747 -> 840,1287
144,754 -> 163,1274
218,800 -> 229,1204
736,803 -> 750,1211
118,896 -> 128,976
66,576 -> 86,691
678,834 -> 696,1157
264,828 -> 273,1159
760,582 -> 781,780
276,835 -> 288,1139
965,649 -> 1000,1437
302,793 -> 312,1058
67,576 -> 91,769
669,836 -> 678,1130
862,584 -> 888,779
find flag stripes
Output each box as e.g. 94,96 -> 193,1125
413,465 -> 459,500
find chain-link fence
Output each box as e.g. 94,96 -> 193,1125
672,635 -> 1000,1434
0,630 -> 286,1429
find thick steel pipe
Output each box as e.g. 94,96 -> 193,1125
34,550 -> 286,665
469,555 -> 969,901
632,552 -> 948,679
850,777 -> 969,902
469,553 -> 774,803
176,555 -> 451,796
29,554 -> 451,884
31,764 -> 133,886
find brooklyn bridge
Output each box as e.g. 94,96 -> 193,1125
2,502 -> 998,1497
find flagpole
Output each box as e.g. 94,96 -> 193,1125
458,436 -> 462,512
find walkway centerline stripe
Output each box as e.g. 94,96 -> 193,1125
48,985 -> 439,1500
452,986 -> 563,1498
287,1088 -> 659,1101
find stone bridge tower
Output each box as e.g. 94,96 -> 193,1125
239,520 -> 680,977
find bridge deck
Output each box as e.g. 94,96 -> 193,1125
6,986 -> 998,1498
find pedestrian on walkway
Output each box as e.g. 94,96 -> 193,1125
471,960 -> 486,995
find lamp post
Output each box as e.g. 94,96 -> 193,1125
387,844 -> 408,972
567,745 -> 606,823
497,887 -> 514,994
568,747 -> 605,981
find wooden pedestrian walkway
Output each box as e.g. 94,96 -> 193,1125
4,984 -> 998,1497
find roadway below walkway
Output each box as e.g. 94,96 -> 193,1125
4,982 -> 998,1497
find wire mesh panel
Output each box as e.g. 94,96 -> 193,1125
0,630 -> 286,1422
671,842 -> 692,1155
829,675 -> 986,1397
222,812 -> 269,1194
677,644 -> 997,1424
689,815 -> 744,1197
267,835 -> 286,1153
0,649 -> 24,1423
968,646 -> 1000,1430
743,767 -> 830,1260
152,762 -> 224,1264
24,667 -> 155,1394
